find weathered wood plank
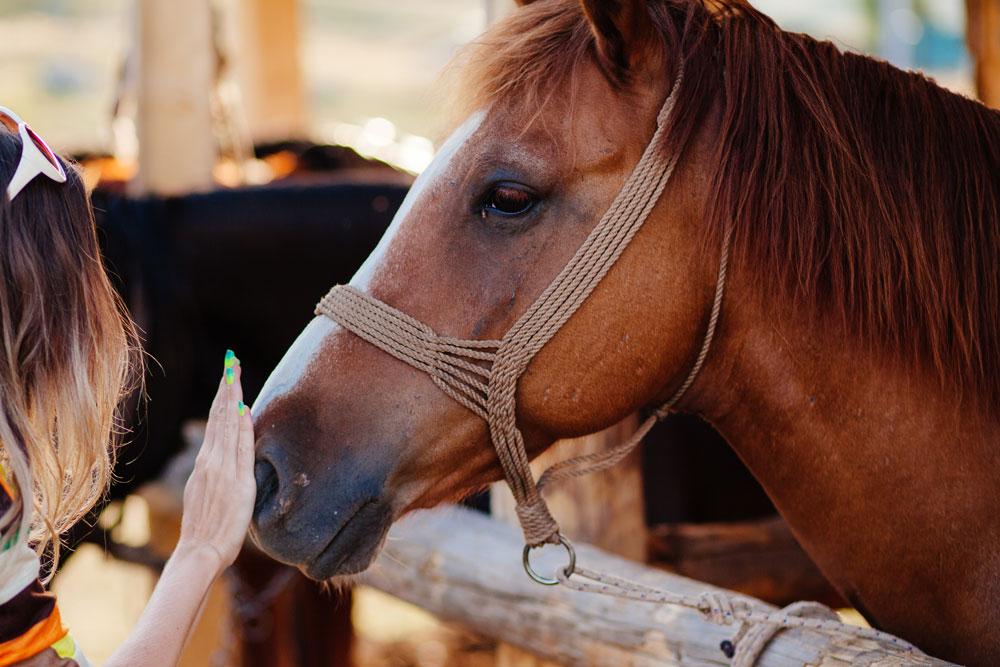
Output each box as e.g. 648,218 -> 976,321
365,506 -> 953,666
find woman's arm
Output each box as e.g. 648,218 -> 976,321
106,353 -> 256,667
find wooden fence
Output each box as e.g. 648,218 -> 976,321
364,506 -> 953,667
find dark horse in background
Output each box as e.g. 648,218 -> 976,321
78,163 -> 409,666
249,0 -> 1000,664
93,177 -> 407,501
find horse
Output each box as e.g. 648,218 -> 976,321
248,1 -> 1000,664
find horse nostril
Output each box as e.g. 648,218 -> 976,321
254,458 -> 280,518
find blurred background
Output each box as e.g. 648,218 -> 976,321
0,1 -> 996,666
0,0 -> 977,156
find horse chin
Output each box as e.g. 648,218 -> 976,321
318,572 -> 365,596
300,499 -> 393,581
252,495 -> 394,582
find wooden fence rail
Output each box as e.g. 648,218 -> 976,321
364,506 -> 953,667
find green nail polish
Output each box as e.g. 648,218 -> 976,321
224,349 -> 236,369
226,367 -> 234,384
238,400 -> 246,416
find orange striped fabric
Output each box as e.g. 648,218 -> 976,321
0,606 -> 66,666
0,464 -> 85,666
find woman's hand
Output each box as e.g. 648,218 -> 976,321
177,350 -> 256,574
107,351 -> 258,667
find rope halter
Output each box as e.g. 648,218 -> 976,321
316,68 -> 731,567
312,67 -> 927,667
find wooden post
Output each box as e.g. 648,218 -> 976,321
134,0 -> 216,195
967,0 -> 1000,107
233,0 -> 307,143
365,506 -> 955,666
491,416 -> 645,666
230,549 -> 353,667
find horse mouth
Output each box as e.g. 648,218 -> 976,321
301,498 -> 392,580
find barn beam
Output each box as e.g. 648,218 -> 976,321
967,0 -> 1000,107
233,0 -> 307,143
365,506 -> 954,667
134,0 -> 216,195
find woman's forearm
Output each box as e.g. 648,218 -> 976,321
104,543 -> 222,667
105,356 -> 255,667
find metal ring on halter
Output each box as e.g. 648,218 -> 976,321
522,535 -> 576,586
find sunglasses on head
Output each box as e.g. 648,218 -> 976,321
0,106 -> 67,202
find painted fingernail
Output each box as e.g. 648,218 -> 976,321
224,349 -> 237,369
238,400 -> 247,416
226,367 -> 234,385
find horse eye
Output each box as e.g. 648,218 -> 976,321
482,184 -> 536,218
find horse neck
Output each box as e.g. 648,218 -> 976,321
683,277 -> 1000,664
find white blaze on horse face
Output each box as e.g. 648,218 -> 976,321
253,111 -> 487,414
252,315 -> 336,414
350,109 -> 486,289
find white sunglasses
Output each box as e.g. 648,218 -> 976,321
0,106 -> 67,201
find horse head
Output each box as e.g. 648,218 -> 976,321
249,0 -> 721,580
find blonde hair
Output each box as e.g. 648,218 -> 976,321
0,133 -> 140,579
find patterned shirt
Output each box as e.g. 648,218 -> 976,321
0,464 -> 88,667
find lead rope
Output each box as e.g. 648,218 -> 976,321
555,566 -> 919,665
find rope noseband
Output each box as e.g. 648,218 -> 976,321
317,71 -> 725,548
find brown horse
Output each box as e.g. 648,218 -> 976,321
249,1 -> 1000,663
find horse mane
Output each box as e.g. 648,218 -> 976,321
452,0 -> 1000,412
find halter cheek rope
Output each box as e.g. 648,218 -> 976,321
316,70 -> 921,663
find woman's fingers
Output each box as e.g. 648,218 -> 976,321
236,401 -> 255,486
199,351 -> 236,464
180,349 -> 257,569
229,355 -> 255,506
220,362 -> 244,473
213,349 -> 237,418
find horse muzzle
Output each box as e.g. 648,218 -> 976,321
250,429 -> 394,580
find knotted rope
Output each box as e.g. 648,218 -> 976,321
556,566 -> 919,665
317,286 -> 500,420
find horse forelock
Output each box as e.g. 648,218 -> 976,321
446,0 -> 1000,414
